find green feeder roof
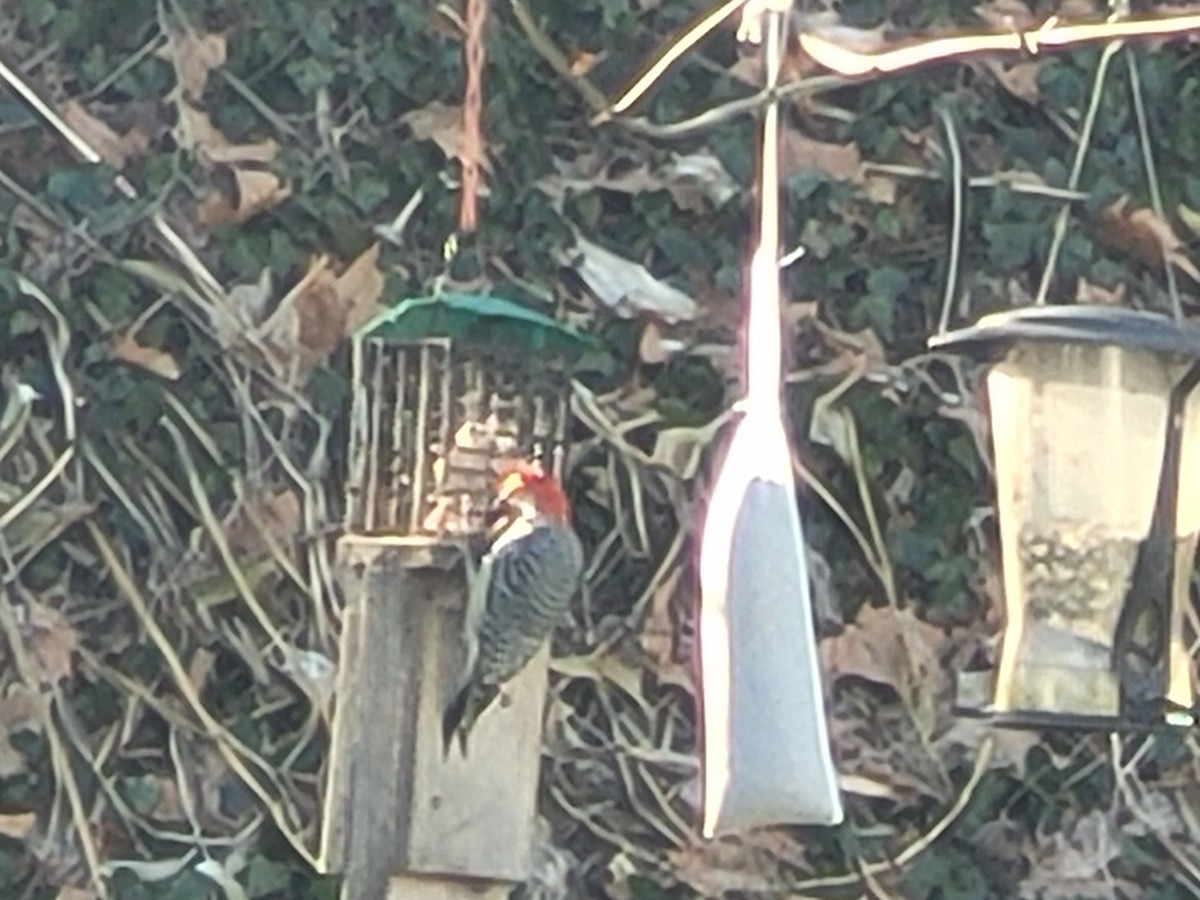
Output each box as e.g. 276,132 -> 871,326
357,292 -> 592,356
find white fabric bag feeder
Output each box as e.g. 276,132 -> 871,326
696,7 -> 842,836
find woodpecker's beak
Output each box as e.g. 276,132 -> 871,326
485,499 -> 517,528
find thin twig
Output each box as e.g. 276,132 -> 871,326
509,0 -> 609,113
1035,40 -> 1122,305
1124,47 -> 1182,319
794,736 -> 995,892
85,521 -> 318,868
0,585 -> 112,899
798,11 -> 1200,76
935,106 -> 965,334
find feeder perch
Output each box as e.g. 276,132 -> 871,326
932,305 -> 1200,730
321,293 -> 589,899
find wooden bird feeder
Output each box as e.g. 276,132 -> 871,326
320,292 -> 589,899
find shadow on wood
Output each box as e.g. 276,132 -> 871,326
321,535 -> 548,900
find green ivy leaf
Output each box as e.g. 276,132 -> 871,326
983,220 -> 1038,270
349,175 -> 391,214
902,844 -> 993,899
861,264 -> 910,340
286,56 -> 335,94
118,775 -> 162,816
246,854 -> 294,897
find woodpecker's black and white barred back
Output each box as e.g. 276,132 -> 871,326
442,464 -> 584,755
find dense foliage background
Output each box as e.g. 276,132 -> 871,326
4,0 -> 1200,897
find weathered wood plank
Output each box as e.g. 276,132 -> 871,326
323,535 -> 547,898
386,874 -> 510,900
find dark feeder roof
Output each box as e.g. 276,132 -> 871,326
356,293 -> 593,357
929,305 -> 1200,360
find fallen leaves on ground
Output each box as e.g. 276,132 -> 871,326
556,233 -> 697,322
1020,810 -> 1123,899
157,23 -> 290,223
259,242 -> 386,373
821,602 -> 946,693
402,100 -> 495,170
1095,196 -> 1200,281
781,131 -> 864,186
110,331 -> 182,380
22,600 -> 79,685
60,100 -> 150,169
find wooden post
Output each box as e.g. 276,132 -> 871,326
321,535 -> 548,900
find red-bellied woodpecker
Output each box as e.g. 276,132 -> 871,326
442,462 -> 584,756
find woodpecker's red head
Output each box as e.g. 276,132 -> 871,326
497,461 -> 570,522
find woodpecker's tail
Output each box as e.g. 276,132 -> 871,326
441,682 -> 500,757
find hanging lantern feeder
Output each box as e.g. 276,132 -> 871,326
932,304 -> 1200,730
344,292 -> 590,538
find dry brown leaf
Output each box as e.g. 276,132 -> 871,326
1075,277 -> 1127,306
60,100 -> 149,168
224,489 -> 302,556
203,139 -> 279,165
231,167 -> 291,218
863,173 -> 898,204
638,321 -> 669,365
111,333 -> 182,380
171,104 -> 290,227
402,101 -> 459,153
974,0 -> 1037,30
837,771 -> 897,799
668,832 -> 804,897
402,100 -> 493,170
24,601 -> 78,684
171,103 -> 229,157
780,131 -> 864,185
1096,196 -> 1200,281
0,812 -> 35,840
198,167 -> 292,227
260,244 -> 386,369
1021,810 -> 1121,898
937,715 -> 1040,778
148,774 -> 187,823
0,737 -> 26,779
0,686 -> 40,777
820,603 -> 945,693
337,241 -> 387,336
157,26 -> 227,101
982,58 -> 1041,102
289,263 -> 343,361
569,50 -> 602,76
